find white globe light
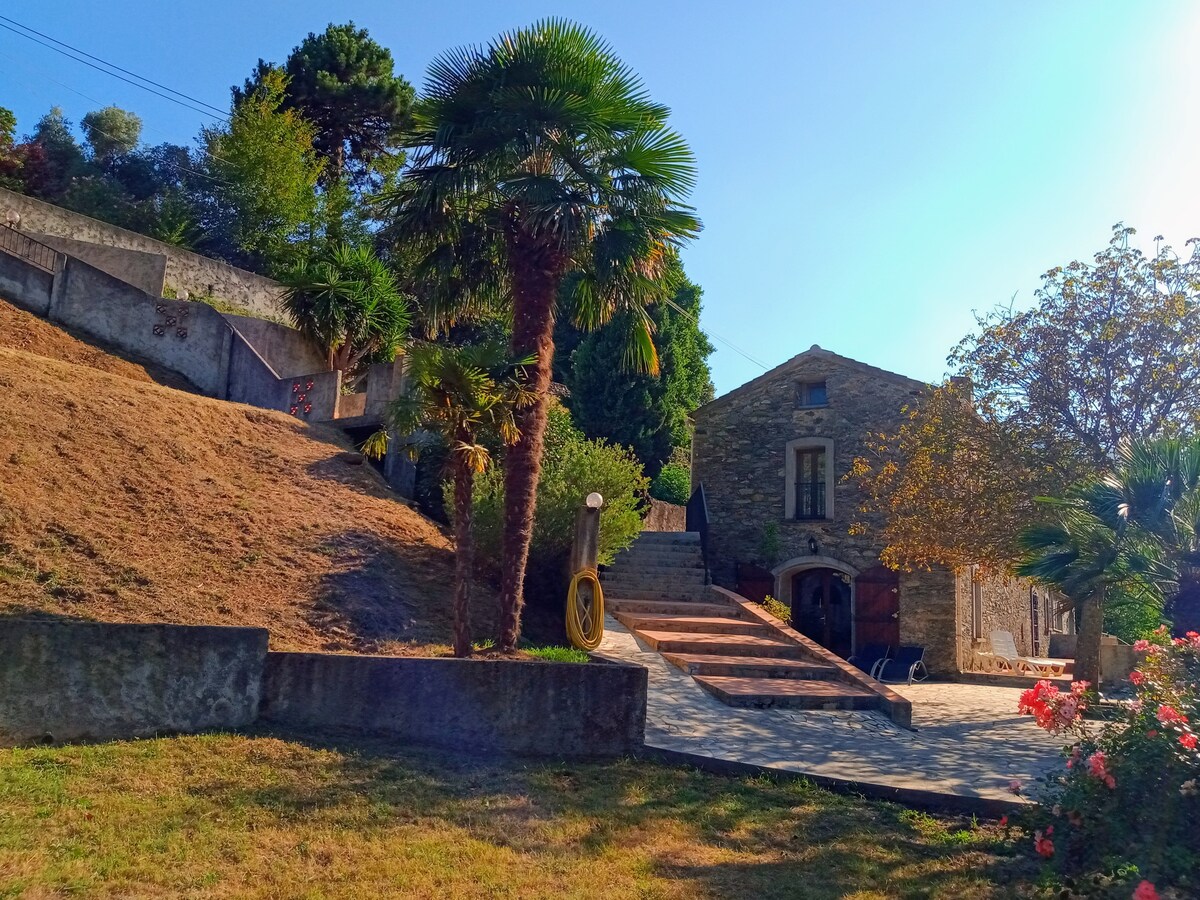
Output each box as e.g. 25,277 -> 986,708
585,492 -> 604,509
178,290 -> 190,301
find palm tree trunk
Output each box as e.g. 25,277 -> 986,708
451,457 -> 474,658
1075,587 -> 1105,688
498,229 -> 569,652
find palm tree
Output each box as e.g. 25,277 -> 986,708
388,342 -> 534,656
1016,445 -> 1175,685
387,20 -> 701,650
280,242 -> 411,374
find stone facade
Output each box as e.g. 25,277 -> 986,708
692,345 -> 1036,676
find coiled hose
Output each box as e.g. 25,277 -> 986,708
565,567 -> 605,650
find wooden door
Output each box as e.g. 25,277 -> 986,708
854,565 -> 900,651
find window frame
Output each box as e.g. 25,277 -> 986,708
784,438 -> 835,521
796,380 -> 828,408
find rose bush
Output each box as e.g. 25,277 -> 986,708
1017,628 -> 1198,897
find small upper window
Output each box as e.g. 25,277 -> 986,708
797,380 -> 827,407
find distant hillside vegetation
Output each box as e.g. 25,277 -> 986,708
0,298 -> 467,652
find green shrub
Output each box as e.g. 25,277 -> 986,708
650,462 -> 691,505
758,595 -> 792,626
458,405 -> 648,575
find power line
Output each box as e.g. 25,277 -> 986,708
660,294 -> 770,371
0,16 -> 226,120
0,51 -> 233,189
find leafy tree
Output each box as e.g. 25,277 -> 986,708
650,459 -> 691,505
466,404 -> 648,597
235,22 -> 413,186
953,224 -> 1200,468
0,106 -> 21,190
389,342 -> 534,656
280,242 -> 411,373
80,106 -> 142,166
390,19 -> 701,651
204,69 -> 324,266
849,381 -> 1083,572
22,107 -> 86,199
852,225 -> 1200,574
563,259 -> 714,477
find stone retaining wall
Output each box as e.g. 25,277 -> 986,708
0,620 -> 269,745
0,621 -> 647,758
260,651 -> 647,757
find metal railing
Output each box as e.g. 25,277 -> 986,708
794,481 -> 826,520
0,226 -> 59,273
685,482 -> 712,584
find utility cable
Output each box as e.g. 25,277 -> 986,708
0,17 -> 224,119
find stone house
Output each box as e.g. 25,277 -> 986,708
691,345 -> 1068,676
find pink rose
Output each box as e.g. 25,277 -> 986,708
1132,881 -> 1160,900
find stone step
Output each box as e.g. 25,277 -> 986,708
604,566 -> 705,580
693,676 -> 880,710
610,550 -> 705,566
633,532 -> 701,545
603,587 -> 713,603
662,653 -> 840,680
606,599 -> 734,617
613,613 -> 766,636
634,630 -> 802,657
602,574 -> 708,590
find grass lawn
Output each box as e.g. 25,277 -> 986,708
0,732 -> 1046,899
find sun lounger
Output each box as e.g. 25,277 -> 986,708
988,630 -> 1067,678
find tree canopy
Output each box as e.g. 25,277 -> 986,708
204,69 -> 325,267
235,22 -> 413,186
853,225 -> 1200,574
80,106 -> 142,165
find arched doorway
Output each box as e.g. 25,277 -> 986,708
790,567 -> 854,658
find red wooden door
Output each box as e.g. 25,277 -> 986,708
854,565 -> 900,651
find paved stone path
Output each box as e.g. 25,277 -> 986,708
597,617 -> 1065,802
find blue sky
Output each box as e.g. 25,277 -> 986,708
3,1 -> 1197,395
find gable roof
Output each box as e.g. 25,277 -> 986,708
694,345 -> 929,418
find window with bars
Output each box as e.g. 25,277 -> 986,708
794,447 -> 827,519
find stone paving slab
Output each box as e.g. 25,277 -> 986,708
596,617 -> 1065,802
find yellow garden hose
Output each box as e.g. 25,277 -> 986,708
566,567 -> 605,650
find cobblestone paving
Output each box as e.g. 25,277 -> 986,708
597,617 -> 1064,801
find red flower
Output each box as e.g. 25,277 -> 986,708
1132,881 -> 1160,900
1158,705 -> 1187,726
1129,670 -> 1145,686
1033,830 -> 1055,858
1181,733 -> 1198,750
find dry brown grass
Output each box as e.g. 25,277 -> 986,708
0,298 -> 477,651
0,732 -> 1039,899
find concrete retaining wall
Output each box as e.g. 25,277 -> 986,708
0,622 -> 646,757
0,188 -> 282,317
55,257 -> 233,395
0,620 -> 269,745
31,232 -> 167,296
260,651 -> 647,757
0,249 -> 53,315
223,313 -> 324,377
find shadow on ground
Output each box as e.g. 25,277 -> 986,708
185,727 -> 1039,899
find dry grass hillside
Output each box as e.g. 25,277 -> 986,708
0,298 -> 463,652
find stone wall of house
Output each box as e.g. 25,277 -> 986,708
955,570 -> 1052,668
692,348 -> 971,674
692,349 -> 925,582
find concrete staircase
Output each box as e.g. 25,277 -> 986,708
601,532 -> 885,713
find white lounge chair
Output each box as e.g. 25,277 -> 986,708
988,630 -> 1067,678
